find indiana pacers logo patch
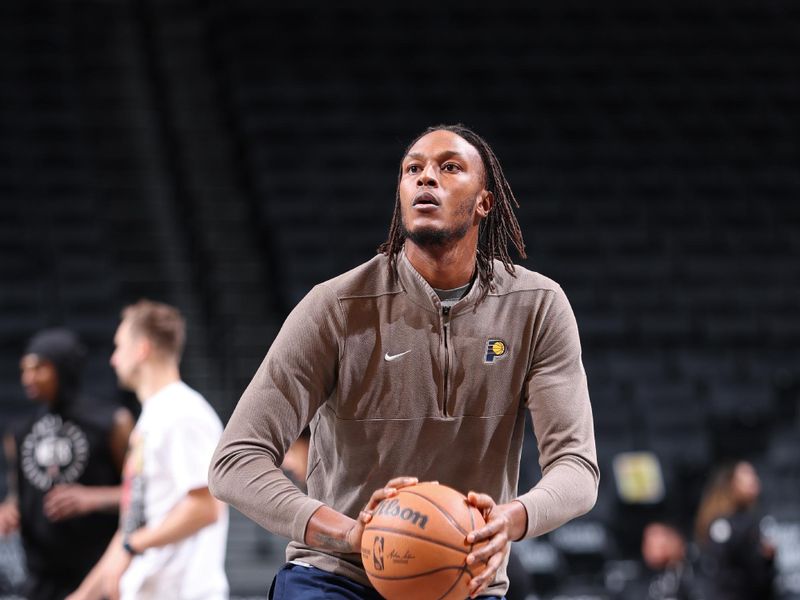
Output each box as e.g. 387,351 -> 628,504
485,339 -> 508,364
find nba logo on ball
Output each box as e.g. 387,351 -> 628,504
373,536 -> 385,571
485,339 -> 507,364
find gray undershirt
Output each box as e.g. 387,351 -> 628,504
433,282 -> 472,309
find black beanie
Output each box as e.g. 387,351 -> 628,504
25,328 -> 87,401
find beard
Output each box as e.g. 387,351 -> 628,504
400,195 -> 476,248
401,220 -> 471,248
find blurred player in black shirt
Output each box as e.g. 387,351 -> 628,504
0,328 -> 133,600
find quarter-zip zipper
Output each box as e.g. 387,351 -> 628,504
442,305 -> 451,417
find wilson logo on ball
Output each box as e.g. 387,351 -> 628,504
374,499 -> 429,530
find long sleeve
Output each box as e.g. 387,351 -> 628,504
517,286 -> 599,539
208,283 -> 344,543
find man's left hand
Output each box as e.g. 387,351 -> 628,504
464,493 -> 527,599
44,484 -> 94,521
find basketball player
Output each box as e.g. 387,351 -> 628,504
0,328 -> 133,600
68,301 -> 228,600
210,124 -> 599,599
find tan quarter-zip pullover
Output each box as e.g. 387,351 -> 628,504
209,251 -> 599,597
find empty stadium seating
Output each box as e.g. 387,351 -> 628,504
1,0 -> 798,597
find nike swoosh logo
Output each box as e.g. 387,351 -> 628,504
384,350 -> 411,362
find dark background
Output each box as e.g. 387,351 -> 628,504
1,0 -> 799,597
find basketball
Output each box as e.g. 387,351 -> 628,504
361,482 -> 489,600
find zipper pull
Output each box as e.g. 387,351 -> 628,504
442,306 -> 450,316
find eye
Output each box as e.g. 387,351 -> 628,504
442,162 -> 462,173
405,164 -> 421,174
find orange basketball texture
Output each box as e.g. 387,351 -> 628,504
361,482 -> 489,600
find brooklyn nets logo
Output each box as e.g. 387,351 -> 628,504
20,414 -> 90,491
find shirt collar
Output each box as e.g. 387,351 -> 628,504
396,251 -> 484,315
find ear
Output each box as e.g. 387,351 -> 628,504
136,336 -> 153,362
476,190 -> 493,219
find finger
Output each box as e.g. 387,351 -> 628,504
466,518 -> 504,544
467,492 -> 496,521
46,507 -> 66,522
385,476 -> 418,489
467,491 -> 495,508
467,531 -> 508,565
357,508 -> 374,525
43,495 -> 67,513
49,506 -> 75,521
43,491 -> 64,507
359,485 -> 401,523
358,493 -> 393,525
44,491 -> 76,515
367,477 -> 420,509
367,486 -> 397,507
46,498 -> 76,521
359,477 -> 420,523
43,499 -> 59,518
468,550 -> 506,597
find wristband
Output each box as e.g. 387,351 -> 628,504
122,536 -> 141,556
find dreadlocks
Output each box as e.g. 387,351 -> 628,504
378,124 -> 526,302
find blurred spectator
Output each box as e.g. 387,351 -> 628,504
68,300 -> 228,600
0,328 -> 134,600
694,461 -> 775,600
638,521 -> 702,600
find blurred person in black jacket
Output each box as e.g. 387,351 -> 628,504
637,521 -> 703,600
694,460 -> 775,600
0,328 -> 134,600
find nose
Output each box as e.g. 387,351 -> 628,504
416,163 -> 438,188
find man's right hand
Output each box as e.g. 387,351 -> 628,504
305,476 -> 420,554
0,500 -> 20,536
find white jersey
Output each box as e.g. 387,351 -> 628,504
120,381 -> 229,600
